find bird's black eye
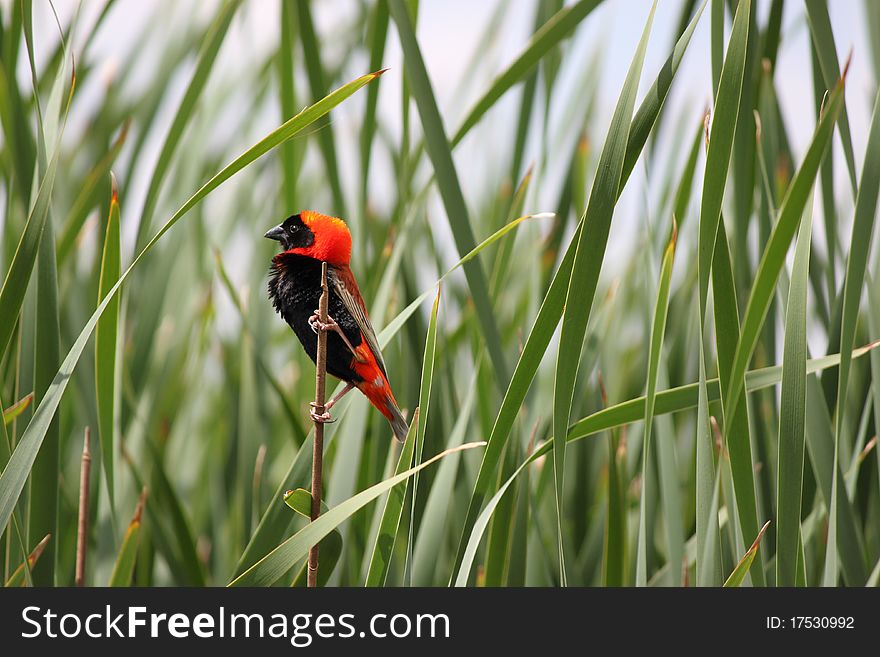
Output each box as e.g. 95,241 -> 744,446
279,213 -> 315,250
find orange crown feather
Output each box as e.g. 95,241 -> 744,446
291,210 -> 352,265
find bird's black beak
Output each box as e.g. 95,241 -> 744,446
264,224 -> 285,242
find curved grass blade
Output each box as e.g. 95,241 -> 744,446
553,0 -> 656,584
567,344 -> 879,443
804,0 -> 858,194
723,69 -> 846,437
698,449 -> 723,587
832,85 -> 880,539
622,0 -> 708,185
451,0 -> 601,146
412,377 -> 477,585
698,0 -> 750,316
389,0 -> 509,390
776,197 -> 814,586
133,0 -> 241,249
389,0 -> 509,385
277,0 -> 300,212
360,1 -> 389,209
0,121 -> 64,359
405,289 -> 442,584
0,69 -> 384,537
711,220 -> 763,585
4,534 -> 50,587
725,520 -> 771,587
636,222 -> 677,586
229,442 -> 486,587
108,490 -> 147,587
96,177 -> 121,506
2,393 -> 33,426
695,336 -> 721,586
804,374 -> 867,585
454,448 -> 534,587
30,191 -> 61,586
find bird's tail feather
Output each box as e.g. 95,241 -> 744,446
387,400 -> 409,442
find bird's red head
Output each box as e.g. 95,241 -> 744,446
264,210 -> 352,265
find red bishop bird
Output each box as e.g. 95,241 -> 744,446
265,210 -> 408,441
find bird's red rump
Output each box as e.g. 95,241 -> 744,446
351,341 -> 397,421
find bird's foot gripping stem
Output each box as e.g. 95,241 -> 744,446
309,402 -> 336,424
308,311 -> 363,361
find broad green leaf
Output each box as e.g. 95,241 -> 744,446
804,374 -> 868,585
776,197 -> 814,586
671,118 -> 705,229
29,190 -> 61,586
454,449 -> 533,587
405,289 -> 442,584
277,0 -> 301,212
95,178 -> 121,506
698,452 -> 723,587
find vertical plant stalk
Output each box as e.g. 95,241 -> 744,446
75,427 -> 91,587
308,262 -> 330,588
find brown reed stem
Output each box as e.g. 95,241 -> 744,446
308,262 -> 330,587
75,427 -> 91,587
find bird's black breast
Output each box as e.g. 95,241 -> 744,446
268,253 -> 364,383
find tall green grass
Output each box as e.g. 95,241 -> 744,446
1,0 -> 879,587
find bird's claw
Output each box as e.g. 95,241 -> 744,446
309,311 -> 339,335
309,402 -> 336,424
308,311 -> 362,361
